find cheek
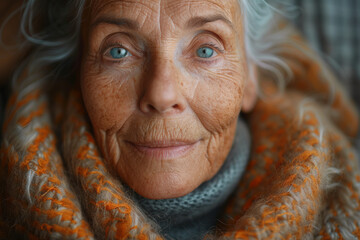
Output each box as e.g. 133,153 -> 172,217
191,62 -> 245,132
80,67 -> 138,132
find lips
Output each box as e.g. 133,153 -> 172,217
126,140 -> 199,160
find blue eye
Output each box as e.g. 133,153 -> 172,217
196,47 -> 215,58
109,47 -> 130,59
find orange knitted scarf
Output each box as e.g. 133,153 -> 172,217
1,31 -> 360,239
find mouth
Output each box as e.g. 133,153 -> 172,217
126,140 -> 200,160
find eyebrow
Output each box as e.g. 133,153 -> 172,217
91,17 -> 140,30
185,14 -> 234,30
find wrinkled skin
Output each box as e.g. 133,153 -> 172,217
81,0 -> 257,199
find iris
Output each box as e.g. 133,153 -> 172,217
196,47 -> 214,58
109,47 -> 129,59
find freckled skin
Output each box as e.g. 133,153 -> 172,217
81,0 -> 257,199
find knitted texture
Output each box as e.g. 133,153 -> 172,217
132,118 -> 251,239
1,27 -> 360,239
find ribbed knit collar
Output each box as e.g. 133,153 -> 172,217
129,117 -> 251,240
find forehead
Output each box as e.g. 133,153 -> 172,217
87,0 -> 241,27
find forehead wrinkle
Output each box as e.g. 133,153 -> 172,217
90,17 -> 140,31
185,15 -> 235,31
90,0 -> 159,25
88,0 -> 240,35
159,0 -> 187,44
86,0 -> 244,57
89,0 -> 117,19
156,0 -> 162,43
163,0 -> 236,30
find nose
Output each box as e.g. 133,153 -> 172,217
139,59 -> 186,115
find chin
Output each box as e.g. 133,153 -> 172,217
129,171 -> 203,200
115,137 -> 213,199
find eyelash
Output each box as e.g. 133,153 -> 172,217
100,40 -> 224,65
102,42 -> 130,63
194,42 -> 224,66
201,42 -> 224,54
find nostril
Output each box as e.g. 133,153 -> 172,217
147,104 -> 157,112
142,102 -> 183,114
139,86 -> 186,114
148,103 -> 181,112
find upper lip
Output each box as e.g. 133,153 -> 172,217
127,140 -> 198,148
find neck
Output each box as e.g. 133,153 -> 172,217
127,117 -> 251,239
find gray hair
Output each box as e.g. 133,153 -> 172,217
12,0 -> 295,95
1,0 -> 299,160
0,1 -> 303,238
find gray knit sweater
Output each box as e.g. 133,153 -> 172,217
130,118 -> 251,240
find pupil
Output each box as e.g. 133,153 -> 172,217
197,47 -> 213,58
110,47 -> 127,59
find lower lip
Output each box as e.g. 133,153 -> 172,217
128,142 -> 198,160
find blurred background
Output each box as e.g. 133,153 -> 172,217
290,0 -> 359,106
288,0 -> 360,150
0,0 -> 359,150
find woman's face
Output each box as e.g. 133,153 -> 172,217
81,0 -> 256,199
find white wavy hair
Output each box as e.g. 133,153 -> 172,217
0,2 -> 308,238
1,0 -> 299,163
10,0 -> 295,96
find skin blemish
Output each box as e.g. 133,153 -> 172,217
81,0 -> 256,199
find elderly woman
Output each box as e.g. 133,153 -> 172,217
1,0 -> 360,239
